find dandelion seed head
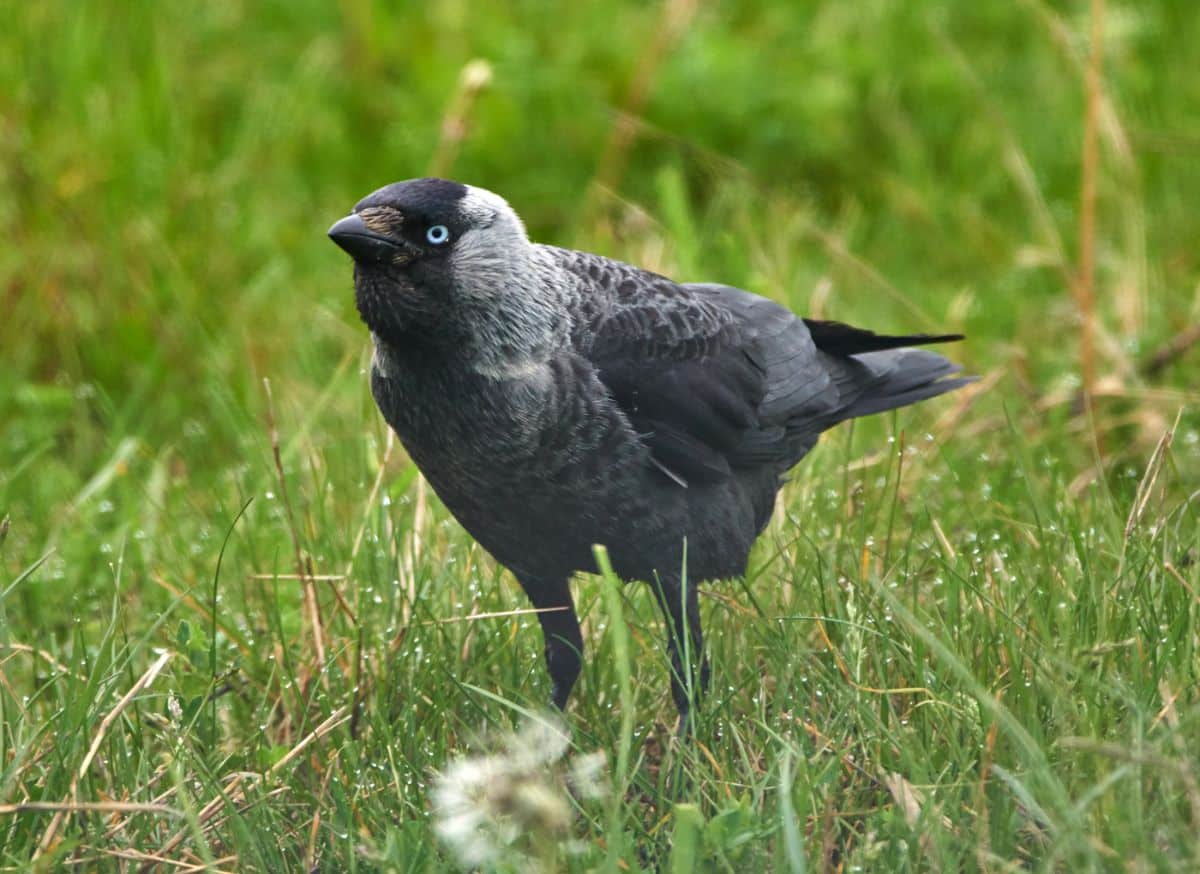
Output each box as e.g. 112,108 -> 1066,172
568,751 -> 608,800
430,713 -> 607,870
504,713 -> 570,768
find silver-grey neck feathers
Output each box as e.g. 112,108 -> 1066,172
382,186 -> 576,380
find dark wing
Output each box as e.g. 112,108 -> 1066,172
552,248 -> 827,485
549,247 -> 971,488
695,284 -> 973,432
589,308 -> 766,485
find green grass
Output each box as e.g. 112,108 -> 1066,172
3,1 -> 1199,870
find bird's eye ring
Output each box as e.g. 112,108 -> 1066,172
425,224 -> 450,245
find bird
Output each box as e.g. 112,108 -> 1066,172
329,178 -> 972,725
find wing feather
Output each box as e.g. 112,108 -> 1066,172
551,252 -> 826,484
545,249 -> 968,488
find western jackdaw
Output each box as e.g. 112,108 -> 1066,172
329,178 -> 971,723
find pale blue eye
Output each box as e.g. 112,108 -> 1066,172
426,224 -> 450,245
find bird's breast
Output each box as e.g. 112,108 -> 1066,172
368,354 -> 672,572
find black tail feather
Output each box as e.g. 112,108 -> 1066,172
804,319 -> 964,356
837,349 -> 976,421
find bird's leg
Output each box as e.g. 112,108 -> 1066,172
520,575 -> 583,711
650,574 -> 710,730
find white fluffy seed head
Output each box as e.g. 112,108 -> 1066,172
429,715 -> 605,870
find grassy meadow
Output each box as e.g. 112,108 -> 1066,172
2,0 -> 1200,870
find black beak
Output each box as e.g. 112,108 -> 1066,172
328,214 -> 401,263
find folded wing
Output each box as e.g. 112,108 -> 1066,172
551,249 -> 971,487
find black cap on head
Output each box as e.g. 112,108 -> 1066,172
354,178 -> 470,215
330,178 -> 477,263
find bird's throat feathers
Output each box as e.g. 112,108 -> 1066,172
363,239 -> 573,382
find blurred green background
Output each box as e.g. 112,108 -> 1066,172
6,0 -> 1198,412
2,1 -> 1199,870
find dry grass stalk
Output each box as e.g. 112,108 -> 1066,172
427,59 -> 493,178
588,0 -> 699,207
143,707 -> 350,871
1073,0 -> 1106,408
35,651 -> 172,859
81,847 -> 238,872
345,426 -> 394,736
0,641 -> 83,678
263,377 -> 329,680
1143,324 -> 1200,377
0,801 -> 180,816
1122,417 -> 1175,542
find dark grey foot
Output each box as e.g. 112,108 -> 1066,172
651,575 -> 710,733
521,575 -> 583,711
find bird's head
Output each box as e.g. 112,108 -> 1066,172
330,178 -> 545,358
